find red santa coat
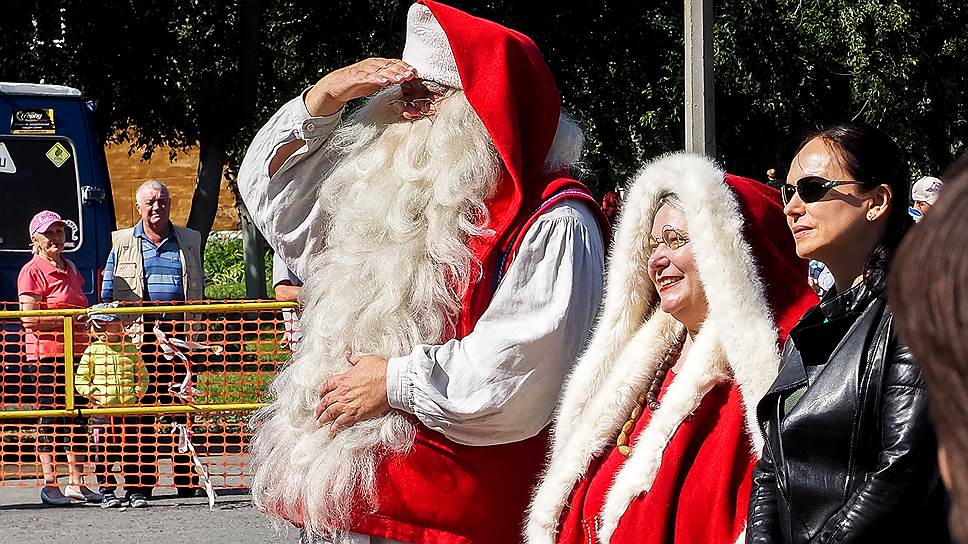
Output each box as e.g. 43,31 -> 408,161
349,2 -> 607,543
557,379 -> 756,544
527,155 -> 817,543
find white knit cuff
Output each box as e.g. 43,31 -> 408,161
401,3 -> 461,89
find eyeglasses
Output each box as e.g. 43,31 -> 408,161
781,176 -> 866,206
647,226 -> 690,256
387,97 -> 442,116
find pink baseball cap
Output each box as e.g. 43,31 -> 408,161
29,210 -> 66,236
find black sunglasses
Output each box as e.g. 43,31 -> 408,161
781,176 -> 866,206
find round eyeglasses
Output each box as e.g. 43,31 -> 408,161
387,97 -> 443,116
647,226 -> 691,256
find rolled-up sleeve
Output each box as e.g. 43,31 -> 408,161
236,91 -> 343,279
386,202 -> 605,446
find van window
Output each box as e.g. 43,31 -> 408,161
0,136 -> 82,252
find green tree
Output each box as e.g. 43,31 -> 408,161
716,0 -> 968,179
4,1 -> 261,243
5,0 -> 968,273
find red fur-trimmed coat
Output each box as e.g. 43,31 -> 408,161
527,153 -> 817,544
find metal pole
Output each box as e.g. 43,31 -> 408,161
684,0 -> 716,156
240,202 -> 268,299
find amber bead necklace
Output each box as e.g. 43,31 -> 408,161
615,331 -> 687,457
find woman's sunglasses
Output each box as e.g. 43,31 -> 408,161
781,176 -> 866,206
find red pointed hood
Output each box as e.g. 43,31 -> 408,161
419,0 -> 562,206
724,173 -> 817,343
414,1 -> 595,333
544,152 -> 817,460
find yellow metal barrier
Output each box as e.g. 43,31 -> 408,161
0,300 -> 297,495
64,316 -> 74,411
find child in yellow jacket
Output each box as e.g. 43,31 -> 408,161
75,304 -> 148,508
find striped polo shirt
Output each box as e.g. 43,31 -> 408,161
101,221 -> 185,302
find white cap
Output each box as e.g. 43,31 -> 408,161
911,176 -> 943,205
401,3 -> 462,89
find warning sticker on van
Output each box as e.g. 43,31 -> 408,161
11,108 -> 55,134
46,142 -> 70,167
0,136 -> 82,252
0,143 -> 15,174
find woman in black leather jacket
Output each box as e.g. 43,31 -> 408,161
746,124 -> 949,543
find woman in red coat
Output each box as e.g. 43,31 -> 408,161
528,153 -> 817,543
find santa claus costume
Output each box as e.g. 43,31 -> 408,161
238,2 -> 608,543
527,154 -> 817,544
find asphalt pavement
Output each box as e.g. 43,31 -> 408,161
0,483 -> 295,544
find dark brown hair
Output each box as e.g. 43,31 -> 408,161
890,152 -> 968,543
797,124 -> 913,293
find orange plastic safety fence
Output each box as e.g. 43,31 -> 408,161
0,300 -> 297,497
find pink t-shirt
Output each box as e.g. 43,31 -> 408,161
17,255 -> 90,361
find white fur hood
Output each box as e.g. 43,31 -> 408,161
527,152 -> 815,543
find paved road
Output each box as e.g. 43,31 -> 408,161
0,483 -> 295,544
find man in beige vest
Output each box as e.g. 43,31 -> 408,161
101,180 -> 203,303
100,179 -> 204,502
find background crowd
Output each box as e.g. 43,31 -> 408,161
16,180 -> 203,508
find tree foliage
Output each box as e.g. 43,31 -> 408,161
4,0 -> 967,204
716,0 -> 968,181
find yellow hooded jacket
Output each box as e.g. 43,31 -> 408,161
75,341 -> 148,406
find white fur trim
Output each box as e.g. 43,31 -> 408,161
597,332 -> 726,541
527,153 -> 781,543
401,4 -> 462,89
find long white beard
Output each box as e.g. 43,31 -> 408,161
249,89 -> 501,539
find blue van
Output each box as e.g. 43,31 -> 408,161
0,83 -> 115,305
